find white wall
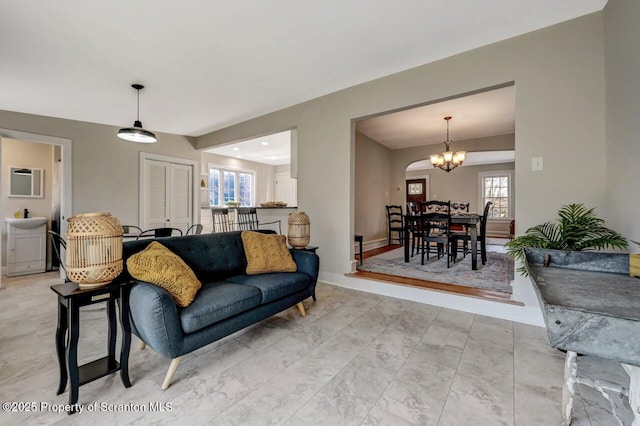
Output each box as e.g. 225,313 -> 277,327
196,13 -> 608,324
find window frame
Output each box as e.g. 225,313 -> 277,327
477,170 -> 514,221
207,163 -> 256,207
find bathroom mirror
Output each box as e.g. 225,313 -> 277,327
9,167 -> 44,198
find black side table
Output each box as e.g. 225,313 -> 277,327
50,280 -> 133,414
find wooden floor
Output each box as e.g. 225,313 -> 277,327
352,244 -> 517,304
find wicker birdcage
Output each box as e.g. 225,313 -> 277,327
66,212 -> 123,289
287,211 -> 310,248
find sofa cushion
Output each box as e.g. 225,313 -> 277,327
127,241 -> 202,308
180,281 -> 262,334
241,231 -> 297,275
225,272 -> 310,304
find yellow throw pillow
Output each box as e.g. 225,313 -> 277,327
127,241 -> 202,307
241,231 -> 297,275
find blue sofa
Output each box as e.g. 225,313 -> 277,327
118,231 -> 319,389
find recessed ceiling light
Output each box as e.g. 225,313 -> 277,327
271,156 -> 278,159
237,155 -> 242,158
261,141 -> 269,146
232,147 -> 240,151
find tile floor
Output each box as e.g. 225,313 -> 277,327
0,272 -> 632,425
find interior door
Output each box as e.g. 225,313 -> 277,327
143,158 -> 193,233
406,178 -> 427,212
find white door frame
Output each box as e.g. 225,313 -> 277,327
139,152 -> 198,230
0,129 -> 72,285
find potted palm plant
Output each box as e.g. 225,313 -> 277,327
506,203 -> 628,274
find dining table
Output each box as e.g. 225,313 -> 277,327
403,212 -> 480,270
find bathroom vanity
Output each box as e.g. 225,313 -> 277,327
5,217 -> 48,276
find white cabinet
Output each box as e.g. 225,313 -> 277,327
5,217 -> 47,276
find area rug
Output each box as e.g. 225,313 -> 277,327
357,246 -> 514,293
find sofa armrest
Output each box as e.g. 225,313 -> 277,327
129,281 -> 184,359
291,250 -> 320,293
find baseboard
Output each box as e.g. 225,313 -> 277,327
354,237 -> 387,253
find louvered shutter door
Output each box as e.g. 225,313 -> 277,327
144,160 -> 170,229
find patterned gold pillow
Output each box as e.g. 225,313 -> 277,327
241,231 -> 297,275
126,241 -> 202,307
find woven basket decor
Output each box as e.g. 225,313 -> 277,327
66,212 -> 123,289
287,211 -> 310,248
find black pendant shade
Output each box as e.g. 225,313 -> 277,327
117,84 -> 157,143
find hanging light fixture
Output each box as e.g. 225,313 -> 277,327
117,84 -> 157,143
429,116 -> 466,172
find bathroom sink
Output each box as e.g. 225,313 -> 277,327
5,217 -> 48,229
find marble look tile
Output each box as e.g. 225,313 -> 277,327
0,275 -> 631,425
439,373 -> 514,426
376,364 -> 457,425
295,349 -> 405,425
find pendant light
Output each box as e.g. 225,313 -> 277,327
117,84 -> 157,143
429,116 -> 466,172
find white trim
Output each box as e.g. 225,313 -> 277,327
478,169 -> 514,219
139,152 -> 198,229
0,129 -> 72,284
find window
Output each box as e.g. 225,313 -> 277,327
208,166 -> 254,207
479,171 -> 513,219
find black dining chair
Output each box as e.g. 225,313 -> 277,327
186,224 -> 203,235
385,205 -> 404,246
405,202 -> 422,257
48,230 -> 68,280
122,225 -> 143,239
236,207 -> 282,234
137,227 -> 183,240
452,201 -> 493,265
211,208 -> 235,232
419,200 -> 455,268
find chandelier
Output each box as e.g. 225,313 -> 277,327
429,116 -> 466,172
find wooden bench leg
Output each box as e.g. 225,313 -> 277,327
296,302 -> 306,317
161,356 -> 183,390
140,342 -> 146,350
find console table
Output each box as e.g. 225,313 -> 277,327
51,280 -> 133,414
524,248 -> 640,425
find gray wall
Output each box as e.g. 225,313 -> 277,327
0,110 -> 200,227
604,0 -> 640,243
196,13 -> 609,309
354,131 -> 391,244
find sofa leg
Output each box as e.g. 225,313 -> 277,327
296,302 -> 306,317
140,342 -> 146,350
161,357 -> 183,390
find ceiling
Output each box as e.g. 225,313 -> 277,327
0,1 -> 606,138
357,85 -> 516,150
204,130 -> 291,166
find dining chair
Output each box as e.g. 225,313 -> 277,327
211,208 -> 235,232
235,207 -> 282,234
186,224 -> 203,235
419,200 -> 455,268
452,201 -> 493,265
122,225 -> 143,239
405,202 -> 422,257
137,227 -> 183,240
48,230 -> 68,280
385,205 -> 404,246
